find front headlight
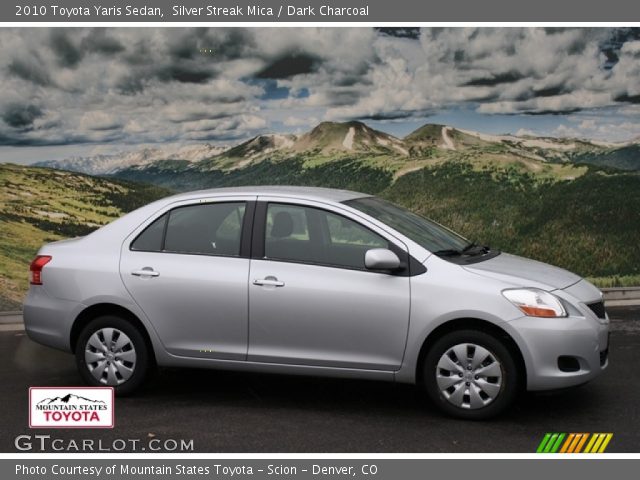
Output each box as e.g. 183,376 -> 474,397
502,288 -> 567,318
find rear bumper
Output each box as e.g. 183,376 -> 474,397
504,314 -> 609,391
23,286 -> 84,352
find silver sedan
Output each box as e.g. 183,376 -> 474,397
24,186 -> 609,419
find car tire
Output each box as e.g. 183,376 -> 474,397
75,315 -> 150,396
423,329 -> 519,419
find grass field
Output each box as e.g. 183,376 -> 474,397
0,163 -> 170,309
588,275 -> 640,288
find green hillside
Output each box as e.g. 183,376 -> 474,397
116,157 -> 393,193
4,121 -> 640,309
384,162 -> 640,279
0,164 -> 171,309
569,144 -> 640,171
114,152 -> 640,283
66,121 -> 640,286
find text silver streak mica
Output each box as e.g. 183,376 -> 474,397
24,186 -> 609,419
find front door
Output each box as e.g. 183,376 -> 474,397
248,201 -> 411,370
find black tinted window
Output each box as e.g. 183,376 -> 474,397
344,196 -> 469,253
265,204 -> 316,263
131,213 -> 167,252
265,203 -> 388,269
164,202 -> 246,256
326,213 -> 387,249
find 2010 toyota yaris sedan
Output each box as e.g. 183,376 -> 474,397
23,186 -> 609,419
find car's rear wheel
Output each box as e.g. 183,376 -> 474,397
423,329 -> 519,419
75,315 -> 150,395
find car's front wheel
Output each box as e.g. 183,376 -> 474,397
75,315 -> 150,395
423,329 -> 519,419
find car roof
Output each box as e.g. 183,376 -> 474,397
167,185 -> 371,204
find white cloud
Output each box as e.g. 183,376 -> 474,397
515,128 -> 538,137
283,116 -> 318,127
552,118 -> 640,142
80,111 -> 123,131
579,119 -> 597,130
0,27 -> 638,146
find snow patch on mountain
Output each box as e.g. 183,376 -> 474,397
519,138 -> 576,150
589,139 -> 628,148
458,127 -> 598,151
272,134 -> 296,149
342,127 -> 356,150
441,126 -> 456,150
393,144 -> 409,156
456,128 -> 512,144
36,143 -> 228,175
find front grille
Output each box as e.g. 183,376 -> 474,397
586,300 -> 606,319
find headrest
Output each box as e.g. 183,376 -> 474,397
270,211 -> 294,238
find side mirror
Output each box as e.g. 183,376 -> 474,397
365,248 -> 402,271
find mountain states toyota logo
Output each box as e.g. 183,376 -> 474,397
29,387 -> 114,428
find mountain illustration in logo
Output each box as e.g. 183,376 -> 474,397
37,393 -> 106,405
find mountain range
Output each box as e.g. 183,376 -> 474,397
36,121 -> 640,179
38,394 -> 106,405
2,120 -> 639,310
36,143 -> 227,175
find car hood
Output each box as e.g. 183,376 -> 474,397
463,252 -> 581,290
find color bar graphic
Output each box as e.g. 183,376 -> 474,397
537,433 -> 613,453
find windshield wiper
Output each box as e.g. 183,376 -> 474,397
462,243 -> 490,255
434,243 -> 491,258
433,248 -> 462,257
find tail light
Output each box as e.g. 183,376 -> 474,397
29,255 -> 52,285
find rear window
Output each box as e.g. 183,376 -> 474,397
130,202 -> 246,257
164,203 -> 246,256
130,214 -> 167,252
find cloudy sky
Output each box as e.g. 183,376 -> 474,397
1,27 -> 639,163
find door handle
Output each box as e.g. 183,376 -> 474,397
131,268 -> 160,277
253,277 -> 284,287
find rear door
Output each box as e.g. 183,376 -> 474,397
248,198 -> 411,370
120,197 -> 254,360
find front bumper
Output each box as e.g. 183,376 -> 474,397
503,312 -> 609,391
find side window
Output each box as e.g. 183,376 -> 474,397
323,210 -> 389,269
216,204 -> 246,243
326,212 -> 388,248
164,202 -> 246,256
131,202 -> 246,256
264,203 -> 389,270
265,204 -> 316,263
131,213 -> 167,252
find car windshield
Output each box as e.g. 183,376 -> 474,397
343,196 -> 470,254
